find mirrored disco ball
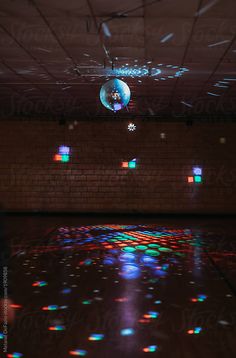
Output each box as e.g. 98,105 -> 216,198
100,78 -> 131,112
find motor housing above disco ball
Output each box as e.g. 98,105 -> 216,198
100,78 -> 131,112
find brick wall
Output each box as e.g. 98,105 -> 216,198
0,120 -> 235,213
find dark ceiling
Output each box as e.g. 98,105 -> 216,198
0,0 -> 236,121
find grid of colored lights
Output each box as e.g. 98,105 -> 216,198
54,146 -> 70,162
188,167 -> 202,184
122,158 -> 137,169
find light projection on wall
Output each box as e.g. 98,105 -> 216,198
121,158 -> 137,169
54,146 -> 71,163
128,122 -> 136,131
143,345 -> 158,353
100,78 -> 131,112
188,167 -> 202,184
219,137 -> 226,144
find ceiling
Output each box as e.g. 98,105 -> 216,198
0,0 -> 236,121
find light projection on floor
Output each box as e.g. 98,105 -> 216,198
100,78 -> 131,112
121,158 -> 137,169
9,224 -> 224,357
188,167 -> 202,184
54,146 -> 70,163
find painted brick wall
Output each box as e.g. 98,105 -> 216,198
0,120 -> 235,213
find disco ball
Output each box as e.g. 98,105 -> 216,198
100,78 -> 131,112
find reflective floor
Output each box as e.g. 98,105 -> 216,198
2,216 -> 236,358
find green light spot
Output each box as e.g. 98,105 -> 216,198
158,247 -> 172,252
148,244 -> 161,248
145,249 -> 160,257
135,245 -> 148,250
61,154 -> 69,162
128,161 -> 136,169
194,175 -> 202,183
122,247 -> 136,253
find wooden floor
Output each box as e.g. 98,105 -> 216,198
2,215 -> 236,358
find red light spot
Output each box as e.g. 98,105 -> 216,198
54,154 -> 62,161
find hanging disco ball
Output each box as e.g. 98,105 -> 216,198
100,78 -> 131,112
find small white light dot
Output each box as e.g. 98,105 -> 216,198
128,122 -> 136,132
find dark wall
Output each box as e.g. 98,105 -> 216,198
0,120 -> 235,213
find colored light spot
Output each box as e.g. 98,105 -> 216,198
141,255 -> 157,265
158,247 -> 172,252
7,354 -> 23,358
136,245 -> 148,250
188,176 -> 194,183
10,304 -> 22,309
32,281 -> 47,287
148,244 -> 160,248
49,325 -> 65,331
0,333 -> 4,339
61,154 -> 69,162
143,345 -> 158,353
59,145 -> 70,155
82,300 -> 92,305
88,333 -> 104,341
115,297 -> 128,302
191,294 -> 207,303
42,305 -> 59,311
119,253 -> 136,262
54,154 -> 62,161
62,288 -> 71,294
69,350 -> 87,356
144,311 -> 159,319
120,264 -> 140,279
193,167 -> 202,176
120,328 -> 135,336
145,249 -> 160,256
122,246 -> 136,253
194,176 -> 202,183
128,160 -> 136,169
154,300 -> 162,304
122,162 -> 129,168
188,327 -> 202,334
